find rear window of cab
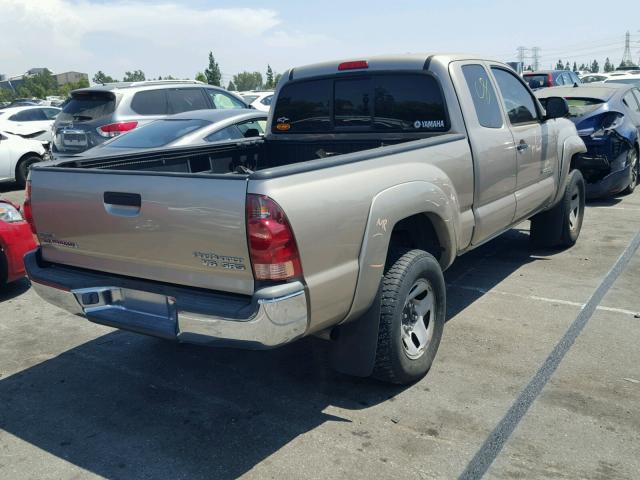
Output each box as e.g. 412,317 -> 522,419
272,73 -> 449,133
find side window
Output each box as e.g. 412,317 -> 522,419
261,95 -> 273,106
633,89 -> 640,112
131,90 -> 168,115
623,91 -> 640,113
43,108 -> 60,119
9,109 -> 46,121
206,90 -> 245,109
204,125 -> 244,143
554,74 -> 565,86
562,72 -> 574,85
167,88 -> 209,114
491,68 -> 539,125
462,64 -> 503,128
235,119 -> 266,137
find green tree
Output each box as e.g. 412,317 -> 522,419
227,80 -> 237,91
58,78 -> 89,97
555,59 -> 564,70
572,62 -> 577,72
204,51 -> 222,86
274,73 -> 283,86
0,89 -> 13,102
232,71 -> 263,91
591,59 -> 599,73
603,58 -> 613,72
92,71 -> 117,84
195,71 -> 207,83
123,70 -> 146,82
265,65 -> 274,89
17,69 -> 57,99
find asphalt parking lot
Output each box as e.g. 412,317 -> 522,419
1,183 -> 639,480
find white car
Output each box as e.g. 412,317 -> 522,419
602,73 -> 640,89
0,106 -> 61,144
240,91 -> 274,111
0,131 -> 46,187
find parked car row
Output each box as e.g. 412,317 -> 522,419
51,80 -> 250,155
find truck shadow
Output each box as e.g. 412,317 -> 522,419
0,332 -> 404,480
0,225 -> 555,479
444,227 -> 553,320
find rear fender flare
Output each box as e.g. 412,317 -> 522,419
343,180 -> 457,323
552,133 -> 587,206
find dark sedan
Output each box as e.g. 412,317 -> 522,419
537,84 -> 640,198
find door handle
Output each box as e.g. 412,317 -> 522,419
104,191 -> 141,207
517,140 -> 529,152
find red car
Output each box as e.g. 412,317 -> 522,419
0,200 -> 36,286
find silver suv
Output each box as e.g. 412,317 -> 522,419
52,80 -> 249,155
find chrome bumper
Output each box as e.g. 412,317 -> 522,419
27,253 -> 308,349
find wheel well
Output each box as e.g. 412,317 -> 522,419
388,214 -> 442,262
14,152 -> 41,178
569,153 -> 581,171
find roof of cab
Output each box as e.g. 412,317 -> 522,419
287,53 -> 505,81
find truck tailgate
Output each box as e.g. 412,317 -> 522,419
30,169 -> 254,295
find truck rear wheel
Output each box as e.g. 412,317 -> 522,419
372,249 -> 445,384
530,169 -> 585,249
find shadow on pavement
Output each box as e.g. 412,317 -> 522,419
0,277 -> 30,303
0,225 -> 560,479
0,332 -> 406,479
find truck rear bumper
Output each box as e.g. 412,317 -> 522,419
25,250 -> 308,349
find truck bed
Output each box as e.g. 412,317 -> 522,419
50,137 -> 429,175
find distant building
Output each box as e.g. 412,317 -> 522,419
0,68 -> 88,92
54,71 -> 89,86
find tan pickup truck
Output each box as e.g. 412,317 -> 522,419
25,54 -> 587,384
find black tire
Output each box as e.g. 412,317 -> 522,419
15,155 -> 41,189
372,249 -> 446,384
0,250 -> 7,287
623,147 -> 638,195
530,169 -> 585,249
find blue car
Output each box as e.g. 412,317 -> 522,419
537,84 -> 640,198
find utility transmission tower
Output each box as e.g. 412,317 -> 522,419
531,47 -> 540,71
621,31 -> 633,66
517,46 -> 527,69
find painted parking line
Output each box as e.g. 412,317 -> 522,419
448,284 -> 639,317
458,229 -> 640,480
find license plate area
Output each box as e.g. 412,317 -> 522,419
62,130 -> 88,147
73,287 -> 177,339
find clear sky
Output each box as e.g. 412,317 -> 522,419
1,0 -> 639,83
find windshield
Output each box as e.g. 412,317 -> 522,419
564,98 -> 605,117
105,119 -> 210,148
524,75 -> 550,89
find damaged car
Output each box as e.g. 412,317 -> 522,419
537,84 -> 640,198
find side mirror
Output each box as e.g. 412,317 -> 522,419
243,128 -> 260,138
543,96 -> 569,120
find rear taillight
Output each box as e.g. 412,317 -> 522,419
23,181 -> 36,234
96,121 -> 138,138
246,194 -> 302,281
548,73 -> 554,86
